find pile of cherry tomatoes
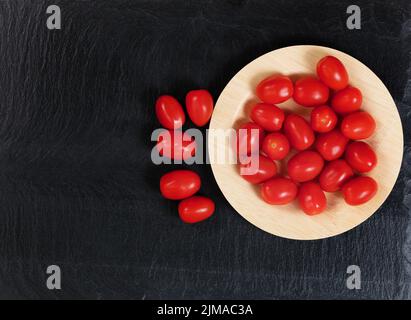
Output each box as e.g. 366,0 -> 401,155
238,55 -> 378,215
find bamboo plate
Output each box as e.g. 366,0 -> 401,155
208,45 -> 403,240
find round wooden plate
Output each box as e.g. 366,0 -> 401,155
208,45 -> 403,240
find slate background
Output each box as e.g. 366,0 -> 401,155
0,0 -> 410,299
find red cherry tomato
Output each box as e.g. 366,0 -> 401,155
341,111 -> 376,140
185,90 -> 214,127
287,150 -> 324,182
298,182 -> 327,215
310,105 -> 338,133
237,122 -> 265,156
293,76 -> 329,107
345,141 -> 377,173
155,95 -> 185,129
283,114 -> 315,150
256,75 -> 293,104
261,177 -> 298,205
262,132 -> 290,160
316,56 -> 349,90
331,86 -> 362,114
319,159 -> 354,192
315,129 -> 349,161
156,129 -> 196,160
239,155 -> 277,184
250,103 -> 285,131
160,170 -> 201,200
342,176 -> 378,205
178,196 -> 215,223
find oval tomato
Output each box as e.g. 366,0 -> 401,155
342,176 -> 378,205
293,76 -> 329,107
287,150 -> 324,182
283,114 -> 315,150
160,170 -> 201,200
240,154 -> 277,184
155,95 -> 185,129
341,111 -> 376,140
185,89 -> 214,127
315,129 -> 349,161
298,182 -> 327,215
331,86 -> 362,114
319,159 -> 354,192
156,129 -> 196,160
310,105 -> 338,133
178,196 -> 215,223
262,132 -> 290,160
261,177 -> 298,205
237,122 -> 265,156
345,141 -> 377,173
250,103 -> 285,131
316,56 -> 349,90
256,75 -> 293,104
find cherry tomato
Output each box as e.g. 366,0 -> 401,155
237,122 -> 265,156
156,129 -> 196,160
239,155 -> 277,184
155,95 -> 185,129
178,196 -> 215,223
185,89 -> 214,127
256,75 -> 293,104
316,56 -> 349,90
298,182 -> 327,215
341,111 -> 376,140
310,105 -> 338,133
345,141 -> 377,173
287,150 -> 324,182
293,76 -> 329,107
342,176 -> 378,206
283,114 -> 315,150
331,86 -> 362,114
319,159 -> 354,192
262,132 -> 290,161
261,177 -> 298,205
250,103 -> 285,131
315,129 -> 349,161
160,170 -> 201,200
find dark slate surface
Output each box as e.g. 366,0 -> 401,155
0,0 -> 410,299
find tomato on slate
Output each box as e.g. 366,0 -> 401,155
155,95 -> 186,129
342,176 -> 378,205
345,141 -> 377,173
262,132 -> 290,161
240,155 -> 277,184
283,114 -> 315,150
315,129 -> 349,161
156,130 -> 196,160
293,76 -> 329,107
319,159 -> 354,192
250,103 -> 285,131
287,150 -> 324,182
185,89 -> 214,127
331,86 -> 362,114
178,196 -> 215,223
298,182 -> 327,215
261,177 -> 298,205
256,75 -> 293,104
341,111 -> 376,140
237,122 -> 265,156
310,105 -> 338,133
160,170 -> 201,200
316,56 -> 349,90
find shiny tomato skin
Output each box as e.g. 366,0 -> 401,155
345,141 -> 377,173
156,130 -> 196,160
250,103 -> 285,131
283,114 -> 315,151
298,182 -> 327,215
256,75 -> 293,104
315,129 -> 349,161
261,177 -> 298,205
319,159 -> 354,192
316,56 -> 349,90
293,76 -> 330,107
178,196 -> 215,223
237,122 -> 265,156
240,155 -> 277,184
287,150 -> 324,182
341,111 -> 376,140
185,90 -> 214,127
310,105 -> 338,133
155,95 -> 185,129
160,170 -> 201,200
331,86 -> 362,114
342,176 -> 378,206
262,132 -> 290,161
